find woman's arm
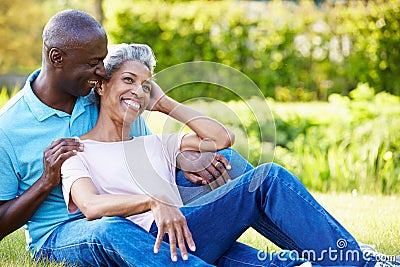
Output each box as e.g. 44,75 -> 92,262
149,83 -> 235,152
70,177 -> 195,262
70,178 -> 153,220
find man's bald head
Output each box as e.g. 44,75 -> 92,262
43,9 -> 107,51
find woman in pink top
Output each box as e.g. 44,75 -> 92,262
61,43 -> 394,267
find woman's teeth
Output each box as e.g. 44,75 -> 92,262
123,100 -> 140,109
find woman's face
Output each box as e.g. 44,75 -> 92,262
100,60 -> 152,125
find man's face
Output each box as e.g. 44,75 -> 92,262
59,32 -> 108,97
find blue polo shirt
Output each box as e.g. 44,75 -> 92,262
0,69 -> 151,253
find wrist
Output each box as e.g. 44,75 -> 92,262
156,96 -> 179,115
36,176 -> 58,194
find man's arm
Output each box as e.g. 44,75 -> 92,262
0,138 -> 83,240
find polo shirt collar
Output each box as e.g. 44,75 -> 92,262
24,69 -> 95,122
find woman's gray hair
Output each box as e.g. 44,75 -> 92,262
104,43 -> 156,81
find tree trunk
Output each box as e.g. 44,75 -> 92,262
94,0 -> 104,25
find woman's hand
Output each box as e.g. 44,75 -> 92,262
151,199 -> 196,262
147,80 -> 166,111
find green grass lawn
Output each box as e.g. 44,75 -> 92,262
1,193 -> 399,266
239,192 -> 400,255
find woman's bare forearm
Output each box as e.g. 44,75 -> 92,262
156,96 -> 235,150
70,178 -> 154,220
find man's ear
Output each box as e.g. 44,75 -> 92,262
49,48 -> 63,67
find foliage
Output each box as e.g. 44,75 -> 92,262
2,0 -> 400,101
105,0 -> 400,101
272,84 -> 400,194
0,0 -> 99,74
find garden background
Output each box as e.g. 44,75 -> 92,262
0,0 -> 399,265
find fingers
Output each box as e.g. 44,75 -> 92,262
204,165 -> 223,190
203,157 -> 232,189
41,138 -> 84,188
154,217 -> 194,262
48,137 -> 83,151
214,160 -> 232,184
177,151 -> 233,189
153,226 -> 164,254
215,154 -> 231,170
174,225 -> 188,261
182,223 -> 196,252
44,138 -> 83,167
147,81 -> 165,111
182,171 -> 205,185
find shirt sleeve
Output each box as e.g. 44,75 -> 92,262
61,154 -> 91,214
0,130 -> 20,200
159,134 -> 184,171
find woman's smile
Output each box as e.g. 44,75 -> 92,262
122,98 -> 141,112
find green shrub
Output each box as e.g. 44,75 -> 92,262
270,85 -> 400,194
105,0 -> 400,101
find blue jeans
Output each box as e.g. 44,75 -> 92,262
174,149 -> 375,267
36,216 -> 211,266
36,149 -> 373,266
36,216 -> 302,266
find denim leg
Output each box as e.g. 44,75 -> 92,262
177,148 -> 300,251
36,216 -> 213,267
215,242 -> 312,267
173,163 -> 366,266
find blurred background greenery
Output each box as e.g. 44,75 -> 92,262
1,0 -> 400,100
0,0 -> 399,194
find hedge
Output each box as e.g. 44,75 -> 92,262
105,0 -> 400,101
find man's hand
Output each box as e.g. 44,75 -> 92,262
0,137 -> 83,240
42,138 -> 83,189
151,200 -> 195,262
177,151 -> 232,190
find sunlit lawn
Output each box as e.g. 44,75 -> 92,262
239,192 -> 400,256
1,192 -> 399,266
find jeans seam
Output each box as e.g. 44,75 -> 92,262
253,219 -> 299,251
